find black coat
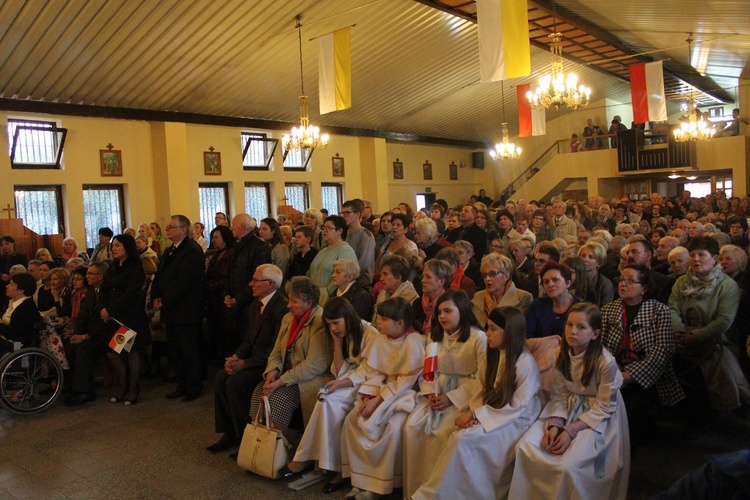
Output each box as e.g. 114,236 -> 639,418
152,238 -> 205,325
341,281 -> 374,322
74,288 -> 107,342
446,223 -> 488,261
0,298 -> 41,347
225,233 -> 272,309
235,292 -> 289,371
100,258 -> 151,350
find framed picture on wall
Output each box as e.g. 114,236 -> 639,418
449,162 -> 458,180
393,160 -> 404,179
100,148 -> 122,176
204,151 -> 222,175
332,155 -> 345,177
423,161 -> 432,180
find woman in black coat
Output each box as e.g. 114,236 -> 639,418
0,273 -> 42,355
100,234 -> 151,405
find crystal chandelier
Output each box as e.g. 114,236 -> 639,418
673,35 -> 715,143
527,32 -> 591,111
282,18 -> 329,152
490,81 -> 521,160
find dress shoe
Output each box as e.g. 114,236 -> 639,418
322,477 -> 349,494
165,390 -> 186,400
65,393 -> 96,406
206,434 -> 240,453
182,392 -> 201,402
278,462 -> 315,479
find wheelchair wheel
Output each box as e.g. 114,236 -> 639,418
0,348 -> 64,415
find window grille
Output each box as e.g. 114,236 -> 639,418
321,183 -> 343,215
245,183 -> 271,220
82,186 -> 125,248
14,186 -> 64,235
199,184 -> 228,230
284,184 -> 309,213
8,119 -> 67,169
283,147 -> 313,171
241,132 -> 278,170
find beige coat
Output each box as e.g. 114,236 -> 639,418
471,282 -> 533,328
264,305 -> 333,424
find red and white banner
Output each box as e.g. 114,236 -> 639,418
423,342 -> 439,382
517,83 -> 546,137
108,324 -> 137,353
630,61 -> 667,124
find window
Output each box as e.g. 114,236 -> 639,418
82,186 -> 125,248
245,183 -> 272,220
14,186 -> 64,235
241,132 -> 278,170
715,176 -> 733,198
8,119 -> 67,169
683,181 -> 711,199
321,183 -> 343,215
283,147 -> 313,171
284,183 -> 309,213
199,183 -> 228,229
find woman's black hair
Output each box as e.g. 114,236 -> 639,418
484,306 -> 526,409
209,225 -> 235,249
113,234 -> 140,265
686,235 -> 720,257
323,297 -> 364,359
619,264 -> 652,299
260,217 -> 282,247
430,289 -> 481,343
325,215 -> 348,239
10,272 -> 37,296
375,296 -> 415,328
390,213 -> 411,229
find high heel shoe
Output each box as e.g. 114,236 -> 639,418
110,394 -> 126,404
124,399 -> 137,406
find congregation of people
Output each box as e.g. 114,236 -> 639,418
1,188 -> 750,499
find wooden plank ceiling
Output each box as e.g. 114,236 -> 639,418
0,0 -> 746,146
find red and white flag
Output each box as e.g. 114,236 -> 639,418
517,83 -> 546,137
630,61 -> 667,124
423,342 -> 439,382
108,324 -> 137,353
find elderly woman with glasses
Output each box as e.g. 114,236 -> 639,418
600,264 -> 684,448
471,253 -> 532,330
414,217 -> 449,262
308,216 -> 357,295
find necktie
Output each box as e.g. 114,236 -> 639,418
252,300 -> 263,332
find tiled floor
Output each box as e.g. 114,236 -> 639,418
0,365 -> 747,499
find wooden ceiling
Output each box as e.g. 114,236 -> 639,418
0,0 -> 747,146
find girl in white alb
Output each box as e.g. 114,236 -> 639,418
403,289 -> 487,498
285,297 -> 378,492
340,297 -> 424,500
411,305 -> 541,499
510,302 -> 630,500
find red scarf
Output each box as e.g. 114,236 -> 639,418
421,293 -> 440,335
287,307 -> 313,348
450,265 -> 466,291
71,289 -> 87,321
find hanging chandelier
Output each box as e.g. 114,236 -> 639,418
282,18 -> 329,152
527,31 -> 591,111
490,81 -> 521,160
673,35 -> 715,142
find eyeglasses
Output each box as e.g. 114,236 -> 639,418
86,272 -> 100,276
481,270 -> 504,279
322,225 -> 337,232
340,210 -> 354,216
615,277 -> 643,285
250,278 -> 272,284
165,224 -> 185,230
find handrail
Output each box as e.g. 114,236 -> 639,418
501,133 -> 618,197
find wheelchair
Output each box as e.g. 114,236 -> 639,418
0,322 -> 65,415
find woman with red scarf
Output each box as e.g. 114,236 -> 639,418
413,259 -> 452,335
249,276 -> 332,445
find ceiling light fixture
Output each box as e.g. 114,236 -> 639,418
282,17 -> 329,152
526,2 -> 590,111
668,174 -> 680,179
674,34 -> 715,143
490,81 -> 521,160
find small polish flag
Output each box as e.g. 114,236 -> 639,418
423,342 -> 439,382
108,325 -> 137,353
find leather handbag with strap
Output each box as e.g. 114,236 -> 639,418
236,395 -> 290,479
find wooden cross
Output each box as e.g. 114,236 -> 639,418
3,204 -> 16,219
208,146 -> 215,152
106,143 -> 114,150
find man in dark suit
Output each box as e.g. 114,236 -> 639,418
223,213 -> 272,325
64,262 -> 109,406
520,242 -> 561,299
152,215 -> 206,402
207,264 -> 288,453
625,237 -> 675,305
445,205 -> 488,261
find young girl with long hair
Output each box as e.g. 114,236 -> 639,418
341,297 -> 424,500
510,302 -> 630,500
284,297 -> 378,493
410,306 -> 541,499
403,289 -> 487,498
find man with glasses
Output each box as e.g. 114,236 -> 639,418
520,241 -> 560,298
341,199 -> 375,287
152,215 -> 206,402
552,200 -> 578,238
64,261 -> 109,406
207,264 -> 288,454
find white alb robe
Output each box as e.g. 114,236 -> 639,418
340,330 -> 425,495
509,348 -> 630,500
403,327 -> 487,498
292,322 -> 378,471
411,349 -> 541,500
